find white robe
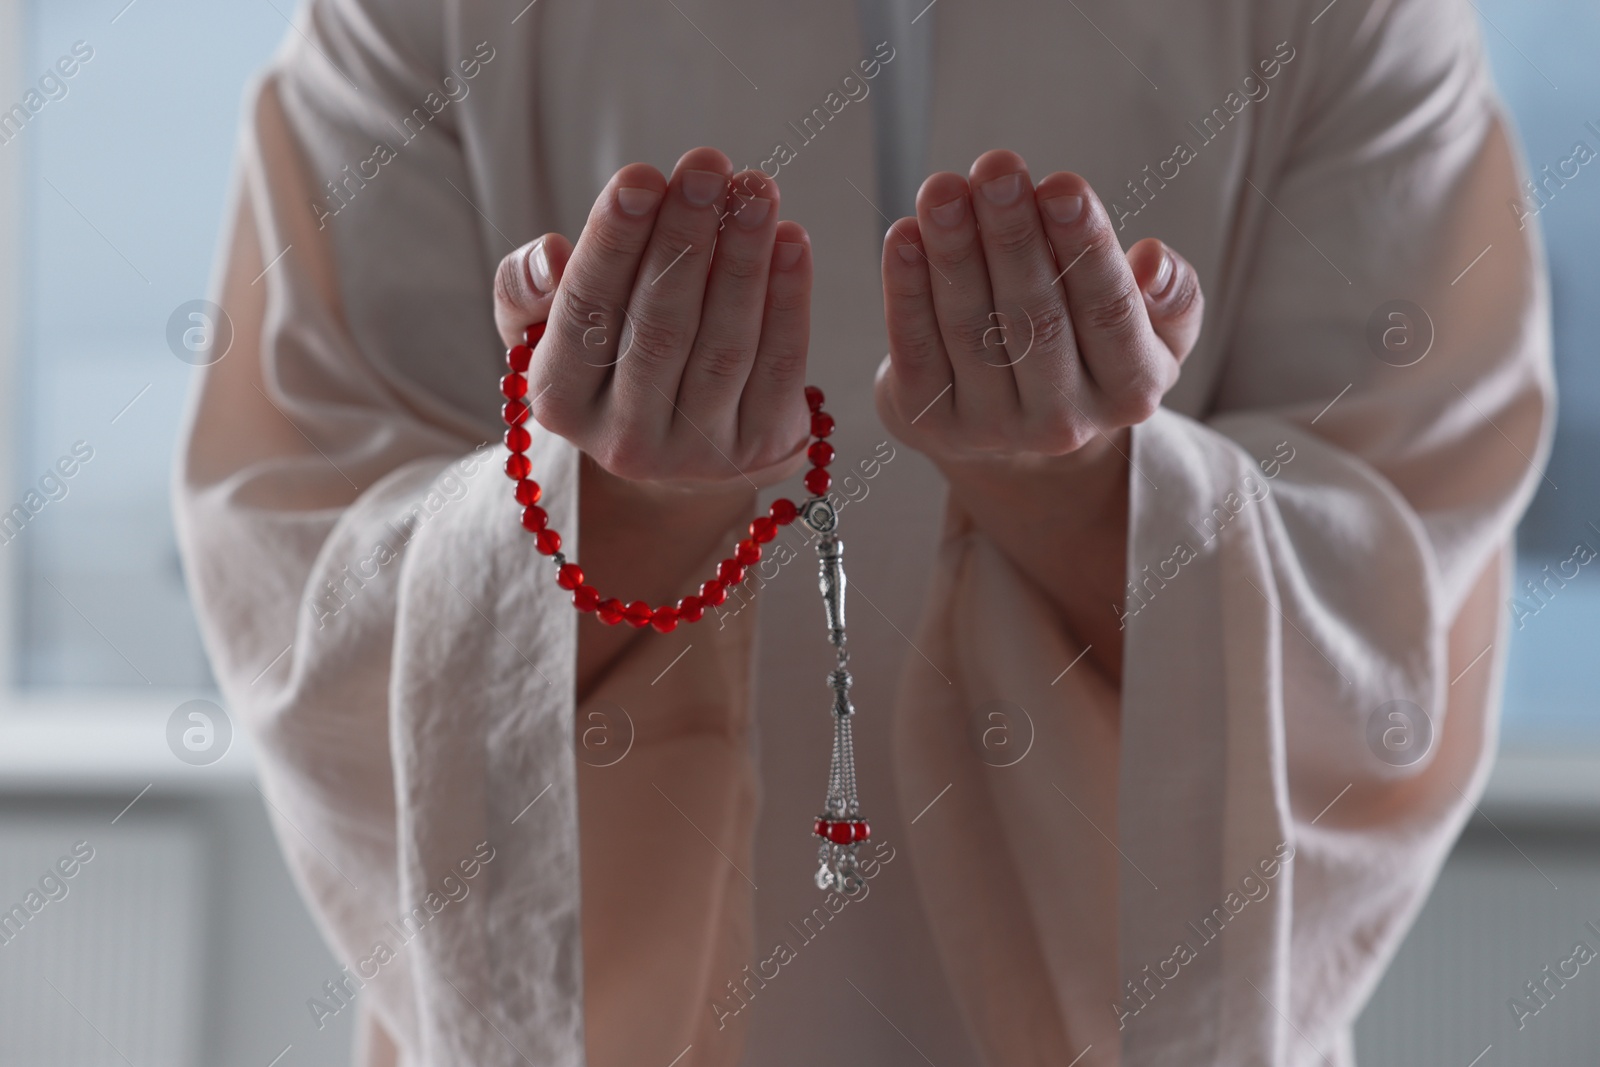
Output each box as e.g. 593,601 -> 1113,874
173,0 -> 1553,1064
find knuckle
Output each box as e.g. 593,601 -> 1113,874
765,282 -> 807,317
624,314 -> 691,367
596,433 -> 659,482
1164,268 -> 1205,323
754,337 -> 806,386
493,251 -> 531,311
1022,301 -> 1073,354
586,218 -> 638,261
891,328 -> 944,370
1078,280 -> 1144,342
1107,376 -> 1164,424
553,285 -> 616,356
692,336 -> 752,381
928,237 -> 983,274
714,250 -> 767,283
947,313 -> 997,358
988,215 -> 1042,259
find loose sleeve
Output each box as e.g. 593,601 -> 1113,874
892,1 -> 1553,1063
174,2 -> 755,1063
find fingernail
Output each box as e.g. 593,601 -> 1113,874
617,186 -> 660,216
930,196 -> 965,228
979,173 -> 1023,206
774,241 -> 804,270
896,242 -> 921,264
1042,195 -> 1085,225
1150,251 -> 1175,298
681,169 -> 727,207
529,240 -> 553,293
733,197 -> 771,229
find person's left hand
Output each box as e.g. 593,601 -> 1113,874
875,150 -> 1204,470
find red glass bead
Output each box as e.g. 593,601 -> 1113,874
717,558 -> 745,585
651,606 -> 680,633
624,600 -> 654,628
523,321 -> 546,347
804,467 -> 831,495
735,539 -> 761,565
503,400 -> 531,425
597,597 -> 626,625
825,821 -> 855,845
520,505 -> 548,533
805,385 -> 825,412
813,817 -> 828,838
505,425 -> 532,453
677,594 -> 705,622
699,580 -> 728,606
749,516 -> 777,544
853,820 -> 871,842
573,585 -> 601,612
507,345 -> 533,373
500,373 -> 528,400
769,498 -> 798,525
514,479 -> 543,506
535,529 -> 562,555
810,411 -> 835,438
557,563 -> 584,591
505,453 -> 532,480
808,441 -> 834,467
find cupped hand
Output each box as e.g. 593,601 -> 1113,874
494,147 -> 813,492
875,149 -> 1204,470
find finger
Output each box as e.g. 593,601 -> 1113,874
966,150 -> 1082,434
1034,172 -> 1173,426
527,163 -> 666,434
738,220 -> 813,471
613,147 -> 733,428
677,170 -> 780,428
880,216 -> 954,429
495,234 -> 570,349
1127,238 -> 1204,363
915,171 -> 1017,437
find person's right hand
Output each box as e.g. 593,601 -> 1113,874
494,147 -> 814,491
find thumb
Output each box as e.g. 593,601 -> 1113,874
494,233 -> 573,348
1128,238 -> 1203,362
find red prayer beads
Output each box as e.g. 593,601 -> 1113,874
499,319 -> 832,628
813,818 -> 871,845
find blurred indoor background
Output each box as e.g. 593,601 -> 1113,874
0,0 -> 1596,1063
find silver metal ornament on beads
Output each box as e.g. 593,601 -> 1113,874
802,497 -> 868,896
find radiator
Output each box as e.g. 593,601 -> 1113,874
0,808 -> 206,1067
